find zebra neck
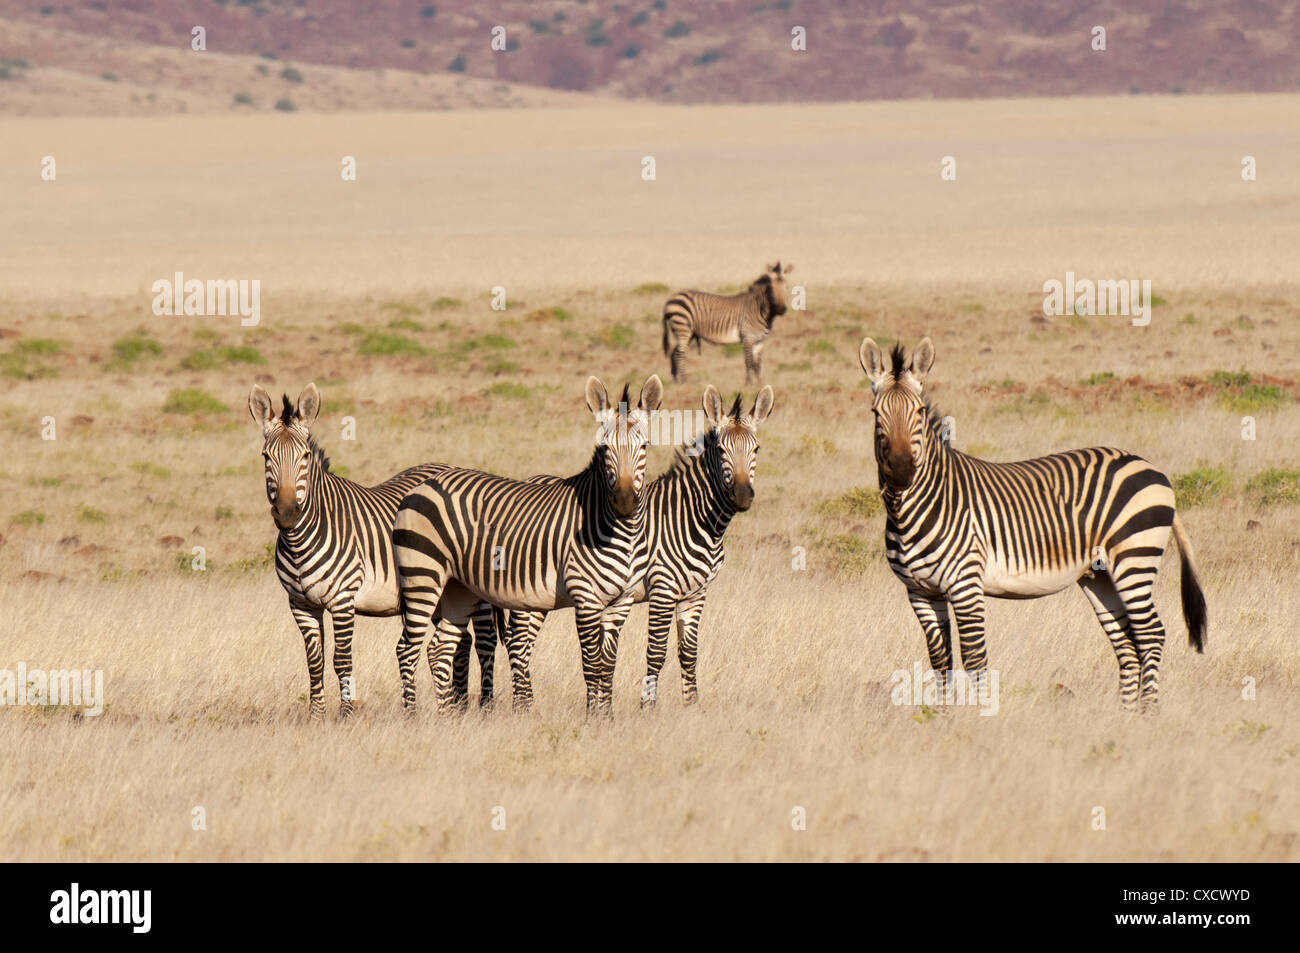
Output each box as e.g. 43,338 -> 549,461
656,448 -> 735,541
279,465 -> 342,549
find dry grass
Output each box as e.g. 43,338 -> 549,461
1,97 -> 1298,861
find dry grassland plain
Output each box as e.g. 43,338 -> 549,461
1,95 -> 1298,861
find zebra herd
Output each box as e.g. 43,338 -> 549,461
248,284 -> 1207,720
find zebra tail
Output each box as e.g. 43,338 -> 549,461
662,314 -> 672,358
1172,513 -> 1207,653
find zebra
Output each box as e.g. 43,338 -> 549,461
857,338 -> 1206,712
662,262 -> 794,385
392,375 -> 663,717
496,385 -> 775,710
248,383 -> 497,718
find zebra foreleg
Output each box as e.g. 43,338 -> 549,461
470,603 -> 497,708
675,590 -> 708,705
949,584 -> 990,701
443,624 -> 472,711
575,605 -> 608,719
503,611 -> 543,711
1079,575 -> 1140,712
742,339 -> 761,385
670,340 -> 690,383
290,603 -> 327,720
642,595 -> 677,708
330,600 -> 357,719
596,598 -> 635,714
906,590 -> 954,705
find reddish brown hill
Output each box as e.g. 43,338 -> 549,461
2,0 -> 1298,109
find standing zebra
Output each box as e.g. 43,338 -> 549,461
393,375 -> 663,716
662,262 -> 794,385
858,338 -> 1206,712
249,383 -> 497,718
497,385 -> 775,710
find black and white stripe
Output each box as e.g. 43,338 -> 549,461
498,385 -> 775,709
858,338 -> 1207,712
662,262 -> 793,384
392,376 -> 663,717
249,383 -> 496,718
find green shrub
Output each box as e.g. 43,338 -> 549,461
1081,371 -> 1115,386
430,297 -> 463,311
1172,465 -> 1231,508
1245,468 -> 1300,506
357,333 -> 426,357
449,54 -> 467,73
79,507 -> 109,524
280,67 -> 304,83
488,381 -> 532,400
131,461 -> 172,479
233,92 -> 255,106
665,20 -> 691,37
816,486 -> 884,520
274,97 -> 297,112
590,323 -> 635,350
12,510 -> 45,527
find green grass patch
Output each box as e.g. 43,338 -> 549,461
526,306 -> 573,323
805,339 -> 836,355
108,331 -> 162,371
815,486 -> 884,520
1245,468 -> 1300,506
487,381 -> 532,400
357,333 -> 427,358
430,297 -> 463,311
387,318 -> 426,332
179,345 -> 266,370
777,361 -> 812,373
633,282 -> 671,295
130,461 -> 172,479
78,506 -> 109,524
1172,465 -> 1231,508
823,534 -> 878,574
12,510 -> 45,527
1081,371 -> 1116,386
163,388 -> 230,415
590,323 -> 636,350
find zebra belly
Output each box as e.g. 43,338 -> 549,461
981,556 -> 1085,599
352,572 -> 400,615
699,326 -> 741,345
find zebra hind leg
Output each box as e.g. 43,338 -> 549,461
442,624 -> 471,711
395,566 -> 448,713
1109,560 -> 1168,714
1078,575 -> 1140,712
504,611 -> 543,712
670,340 -> 690,383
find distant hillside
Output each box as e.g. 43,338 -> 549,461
2,0 -> 1298,114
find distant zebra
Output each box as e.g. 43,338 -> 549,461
393,375 -> 663,716
858,338 -> 1206,712
498,385 -> 775,710
249,383 -> 497,718
662,262 -> 794,384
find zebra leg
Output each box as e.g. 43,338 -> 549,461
290,603 -> 327,719
949,584 -> 990,701
670,340 -> 690,383
596,598 -> 635,715
442,625 -> 471,710
1079,575 -> 1140,712
1110,563 -> 1168,713
907,590 -> 954,704
675,590 -> 708,705
642,595 -> 677,708
471,603 -> 497,709
575,606 -> 608,718
742,338 -> 760,385
331,600 -> 357,719
504,611 -> 543,711
395,567 -> 449,713
432,617 -> 472,712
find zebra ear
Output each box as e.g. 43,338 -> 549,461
702,385 -> 724,428
781,263 -> 793,275
639,374 -> 664,413
909,338 -> 935,384
249,384 -> 274,429
585,376 -> 610,417
751,385 -> 774,425
296,383 -> 321,429
859,337 -> 886,388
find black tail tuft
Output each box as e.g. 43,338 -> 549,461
1181,554 -> 1207,653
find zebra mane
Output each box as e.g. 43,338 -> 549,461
278,393 -> 332,472
888,342 -> 908,377
660,426 -> 721,480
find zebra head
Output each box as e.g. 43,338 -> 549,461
754,261 -> 795,316
702,384 -> 775,511
587,375 -> 664,518
248,382 -> 322,531
858,337 -> 936,491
